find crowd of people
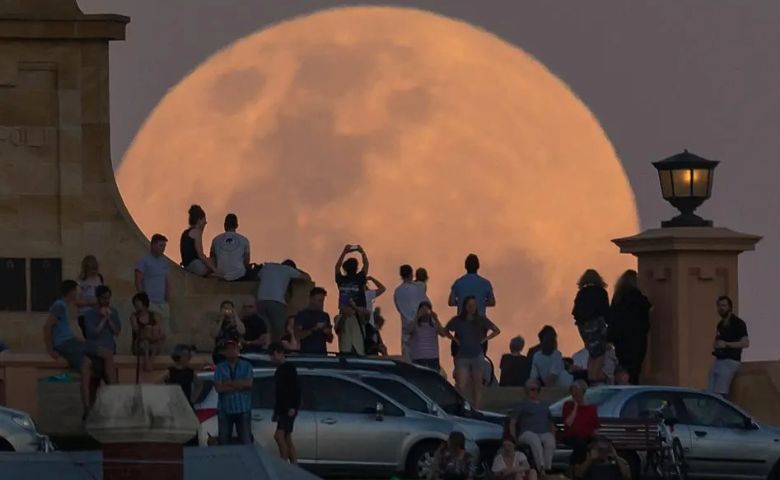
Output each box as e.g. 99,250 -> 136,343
36,204 -> 751,473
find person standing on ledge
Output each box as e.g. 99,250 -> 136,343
394,264 -> 428,360
572,269 -> 610,385
210,213 -> 252,281
295,287 -> 334,354
134,233 -> 171,340
257,259 -> 310,341
270,341 -> 301,464
708,295 -> 749,398
335,244 -> 370,308
214,340 -> 253,445
449,254 -> 496,358
180,204 -> 221,278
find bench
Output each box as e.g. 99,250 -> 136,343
552,417 -> 662,453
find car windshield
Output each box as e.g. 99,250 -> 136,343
549,388 -> 621,416
400,369 -> 465,415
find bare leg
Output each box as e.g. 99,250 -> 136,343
588,354 -> 606,383
525,469 -> 538,480
286,432 -> 297,464
98,349 -> 117,384
471,367 -> 484,411
455,367 -> 470,403
80,357 -> 93,411
274,430 -> 289,461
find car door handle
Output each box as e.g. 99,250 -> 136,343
320,418 -> 338,425
694,430 -> 708,438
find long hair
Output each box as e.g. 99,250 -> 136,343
578,269 -> 606,289
79,255 -> 99,281
188,204 -> 205,227
612,269 -> 638,305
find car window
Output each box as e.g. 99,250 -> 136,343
402,369 -> 464,415
620,392 -> 681,420
549,388 -> 622,416
302,376 -> 403,416
361,378 -> 429,413
680,394 -> 746,429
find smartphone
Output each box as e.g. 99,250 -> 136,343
348,244 -> 359,251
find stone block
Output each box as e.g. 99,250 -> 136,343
81,66 -> 108,123
58,88 -> 82,125
0,88 -> 59,125
18,194 -> 60,242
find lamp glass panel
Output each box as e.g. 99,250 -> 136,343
659,170 -> 674,198
692,168 -> 711,197
671,168 -> 693,197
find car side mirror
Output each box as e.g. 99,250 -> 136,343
375,402 -> 385,422
430,404 -> 439,416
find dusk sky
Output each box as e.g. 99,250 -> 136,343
79,0 -> 780,360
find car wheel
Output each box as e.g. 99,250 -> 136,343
406,440 -> 443,479
0,438 -> 15,452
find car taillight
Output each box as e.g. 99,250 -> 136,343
195,408 -> 218,423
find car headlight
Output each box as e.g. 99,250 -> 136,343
12,415 -> 34,430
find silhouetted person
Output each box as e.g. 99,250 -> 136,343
500,336 -> 532,387
180,204 -> 220,277
449,254 -> 496,357
608,270 -> 651,384
335,244 -> 369,307
257,259 -> 310,341
526,325 -> 555,365
134,233 -> 171,338
572,269 -> 609,384
210,213 -> 251,281
394,264 -> 428,359
294,287 -> 334,354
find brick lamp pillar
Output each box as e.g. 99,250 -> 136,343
85,385 -> 199,480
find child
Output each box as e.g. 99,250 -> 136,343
130,292 -> 166,372
163,344 -> 201,405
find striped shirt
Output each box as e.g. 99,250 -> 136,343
409,321 -> 440,361
214,359 -> 253,414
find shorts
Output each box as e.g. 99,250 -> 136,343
708,358 -> 741,395
55,338 -> 86,371
276,413 -> 296,433
455,356 -> 484,372
258,300 -> 288,341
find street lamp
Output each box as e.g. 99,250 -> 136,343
653,149 -> 719,227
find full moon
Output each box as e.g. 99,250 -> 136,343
117,7 -> 639,363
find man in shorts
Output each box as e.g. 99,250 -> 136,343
708,295 -> 749,398
270,342 -> 301,464
43,280 -> 94,419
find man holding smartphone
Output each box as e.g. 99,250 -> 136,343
294,286 -> 334,354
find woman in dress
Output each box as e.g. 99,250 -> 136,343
431,431 -> 475,480
608,269 -> 652,384
408,301 -> 445,371
572,269 -> 610,384
130,292 -> 165,371
180,204 -> 220,277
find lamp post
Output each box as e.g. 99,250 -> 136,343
653,149 -> 719,227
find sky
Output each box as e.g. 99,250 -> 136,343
78,0 -> 780,361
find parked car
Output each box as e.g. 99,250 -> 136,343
0,405 -> 54,453
549,386 -> 780,480
194,369 -> 481,479
240,353 -> 504,424
337,370 -> 504,471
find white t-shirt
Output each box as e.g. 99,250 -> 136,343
257,263 -> 301,304
210,232 -> 249,281
573,346 -> 618,380
393,282 -> 428,333
492,451 -> 529,474
530,350 -> 573,387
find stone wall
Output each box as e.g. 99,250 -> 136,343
0,2 -> 312,355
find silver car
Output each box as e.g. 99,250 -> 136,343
338,371 -> 503,468
549,386 -> 780,479
194,369 -> 480,479
0,405 -> 54,453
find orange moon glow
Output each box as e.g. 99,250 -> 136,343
118,7 -> 639,363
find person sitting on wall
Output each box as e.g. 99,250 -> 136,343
499,335 -> 532,387
130,292 -> 166,372
180,204 -> 221,278
83,285 -> 120,385
209,213 -> 253,281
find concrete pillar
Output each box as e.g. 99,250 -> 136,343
613,227 -> 760,389
86,384 -> 199,480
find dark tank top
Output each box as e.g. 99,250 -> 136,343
180,228 -> 198,266
167,366 -> 194,403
